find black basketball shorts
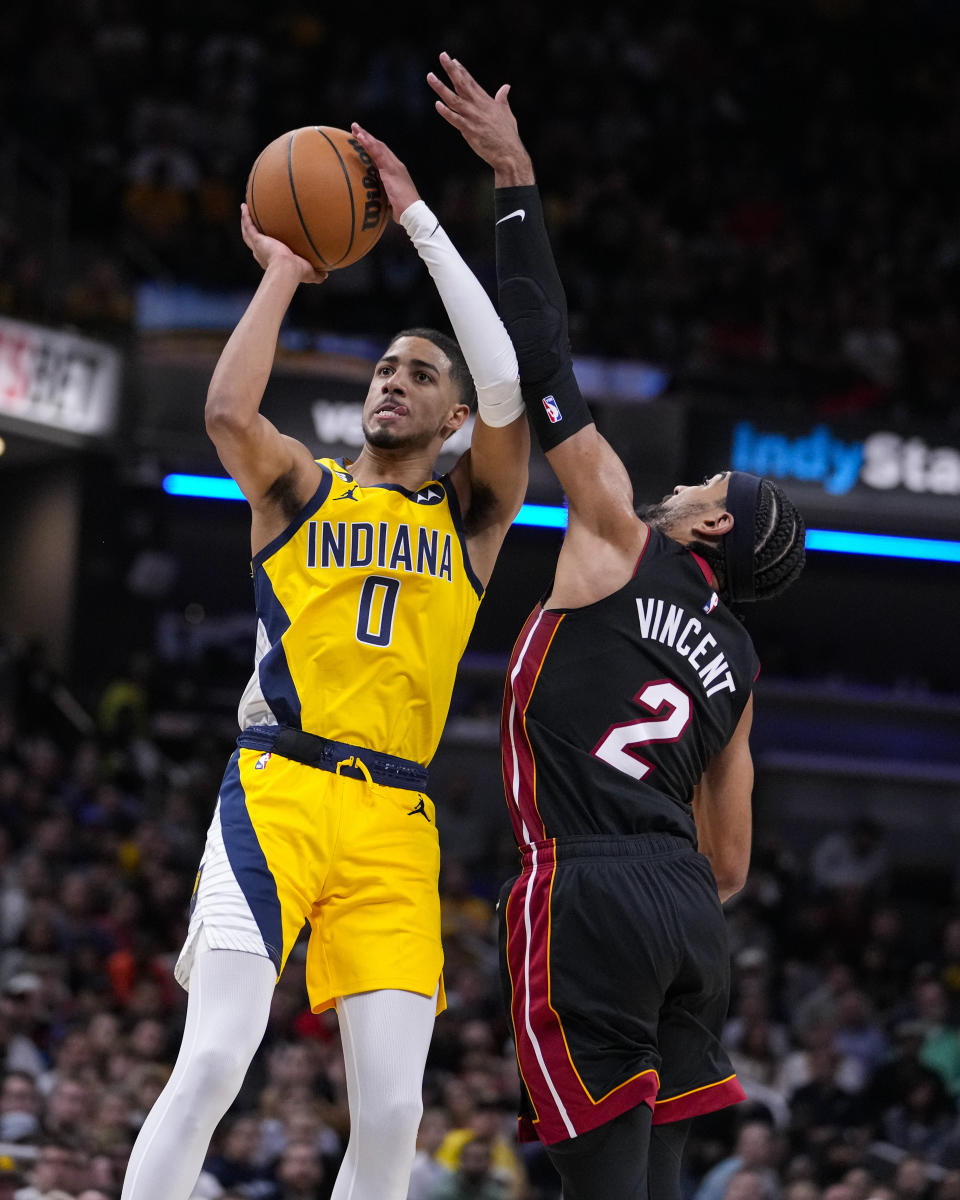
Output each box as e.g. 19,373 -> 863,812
498,833 -> 746,1145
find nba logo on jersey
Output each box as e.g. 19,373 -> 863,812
542,394 -> 562,424
703,591 -> 719,614
255,752 -> 272,770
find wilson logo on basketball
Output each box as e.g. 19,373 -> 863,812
350,139 -> 385,232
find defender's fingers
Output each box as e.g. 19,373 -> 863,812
439,53 -> 486,99
433,99 -> 466,130
427,71 -> 461,108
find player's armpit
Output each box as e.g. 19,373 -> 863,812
206,414 -> 309,508
450,411 -> 530,587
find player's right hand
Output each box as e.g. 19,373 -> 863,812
240,204 -> 328,284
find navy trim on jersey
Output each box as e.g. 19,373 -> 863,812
251,466 -> 335,570
253,572 -> 301,728
219,752 -> 284,970
441,471 -> 484,599
332,457 -> 445,501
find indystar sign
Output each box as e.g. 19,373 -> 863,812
731,421 -> 960,497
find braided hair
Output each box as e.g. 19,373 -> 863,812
693,478 -> 806,603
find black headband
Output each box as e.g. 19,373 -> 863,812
723,471 -> 762,604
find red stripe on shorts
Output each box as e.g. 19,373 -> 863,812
505,843 -> 660,1145
501,607 -> 562,845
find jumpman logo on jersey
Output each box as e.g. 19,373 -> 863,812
407,796 -> 431,822
334,485 -> 360,502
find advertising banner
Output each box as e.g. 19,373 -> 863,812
0,316 -> 121,443
684,406 -> 960,537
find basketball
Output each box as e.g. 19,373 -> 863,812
244,126 -> 389,271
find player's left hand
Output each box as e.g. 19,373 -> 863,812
351,123 -> 420,222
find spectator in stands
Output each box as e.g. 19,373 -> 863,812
832,988 -> 891,1084
0,976 -> 46,1078
408,1106 -> 454,1200
809,818 -> 889,902
879,1070 -> 958,1163
196,1114 -> 278,1197
910,979 -> 960,1098
721,1167 -> 780,1200
841,1167 -> 877,1200
787,1042 -> 871,1176
427,1136 -> 511,1200
891,1155 -> 936,1200
13,1137 -> 86,1200
934,1170 -> 960,1200
272,1138 -> 331,1200
41,1078 -> 94,1141
0,1070 -> 42,1142
693,1119 -> 784,1200
434,1097 -> 526,1199
0,1154 -> 23,1199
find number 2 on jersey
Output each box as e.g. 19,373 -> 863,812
356,575 -> 400,646
592,679 -> 692,780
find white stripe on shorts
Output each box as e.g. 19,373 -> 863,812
174,800 -> 276,990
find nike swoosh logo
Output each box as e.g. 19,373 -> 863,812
496,208 -> 525,225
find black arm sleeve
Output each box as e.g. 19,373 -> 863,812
495,185 -> 593,450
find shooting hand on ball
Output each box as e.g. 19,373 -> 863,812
427,52 -> 532,185
350,124 -> 420,222
240,204 -> 328,284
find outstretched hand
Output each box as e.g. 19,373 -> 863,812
350,123 -> 420,223
240,204 -> 327,283
427,52 -> 532,181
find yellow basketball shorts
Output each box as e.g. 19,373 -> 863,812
175,746 -> 445,1014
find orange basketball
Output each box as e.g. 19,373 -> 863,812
244,126 -> 389,271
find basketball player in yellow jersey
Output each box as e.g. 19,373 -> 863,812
120,126 -> 529,1200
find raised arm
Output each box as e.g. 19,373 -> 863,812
351,123 -> 530,587
427,54 -> 640,555
205,206 -> 327,551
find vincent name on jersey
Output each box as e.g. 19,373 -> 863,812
305,519 -> 454,581
636,597 -> 737,698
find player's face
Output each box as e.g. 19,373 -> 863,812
640,471 -> 729,531
669,471 -> 729,504
362,335 -> 463,451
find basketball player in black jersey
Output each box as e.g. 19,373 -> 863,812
428,55 -> 806,1200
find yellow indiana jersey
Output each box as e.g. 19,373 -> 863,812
237,458 -> 483,766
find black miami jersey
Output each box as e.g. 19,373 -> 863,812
501,527 -> 760,847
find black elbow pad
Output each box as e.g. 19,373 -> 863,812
498,276 -> 567,385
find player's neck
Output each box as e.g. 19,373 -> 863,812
346,443 -> 441,489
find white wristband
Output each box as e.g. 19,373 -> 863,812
399,200 -> 524,428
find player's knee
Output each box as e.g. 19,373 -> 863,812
359,1091 -> 423,1144
499,277 -> 567,382
181,1043 -> 254,1106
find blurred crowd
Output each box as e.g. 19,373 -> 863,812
4,4 -> 960,1198
2,627 -> 960,1200
2,0 -> 960,423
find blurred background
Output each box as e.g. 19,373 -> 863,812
2,2 -> 960,1198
